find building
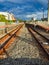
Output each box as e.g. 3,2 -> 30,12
0,12 -> 16,21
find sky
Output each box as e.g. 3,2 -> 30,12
0,0 -> 48,20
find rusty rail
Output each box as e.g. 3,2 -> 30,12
0,24 -> 23,55
25,23 -> 49,60
36,24 -> 49,32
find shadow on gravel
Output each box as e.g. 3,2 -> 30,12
0,57 -> 49,65
15,35 -> 32,43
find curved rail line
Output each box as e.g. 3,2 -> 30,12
0,24 -> 23,56
25,23 -> 49,60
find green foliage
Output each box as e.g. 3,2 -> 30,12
0,14 -> 16,24
17,18 -> 26,23
18,19 -> 23,22
23,20 -> 26,23
0,14 -> 7,22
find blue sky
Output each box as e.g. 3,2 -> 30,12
0,0 -> 48,20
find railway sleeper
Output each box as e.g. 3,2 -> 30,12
26,26 -> 49,60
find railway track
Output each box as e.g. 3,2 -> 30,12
0,24 -> 23,58
35,24 -> 49,32
25,23 -> 49,60
31,25 -> 49,42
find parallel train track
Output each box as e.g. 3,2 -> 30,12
35,24 -> 49,32
25,23 -> 49,60
0,24 -> 23,58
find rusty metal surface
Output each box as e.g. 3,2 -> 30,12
25,23 -> 49,60
0,24 -> 23,58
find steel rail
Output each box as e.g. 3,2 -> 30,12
25,24 -> 49,60
0,24 -> 23,54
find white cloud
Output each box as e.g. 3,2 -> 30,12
26,10 -> 47,20
37,0 -> 47,6
0,0 -> 4,2
0,0 -> 47,4
1,0 -> 47,20
6,0 -> 47,5
9,7 -> 24,13
7,0 -> 25,3
0,0 -> 23,3
26,14 -> 36,18
36,10 -> 47,17
37,0 -> 47,3
7,0 -> 48,5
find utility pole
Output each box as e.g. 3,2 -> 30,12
5,13 -> 8,33
43,9 -> 44,21
42,8 -> 44,21
5,13 -> 9,33
48,0 -> 49,24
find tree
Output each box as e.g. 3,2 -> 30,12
0,14 -> 7,22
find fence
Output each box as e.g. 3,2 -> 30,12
0,24 -> 17,36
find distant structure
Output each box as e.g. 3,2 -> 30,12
41,18 -> 48,21
31,17 -> 37,21
48,0 -> 49,24
0,12 -> 16,21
